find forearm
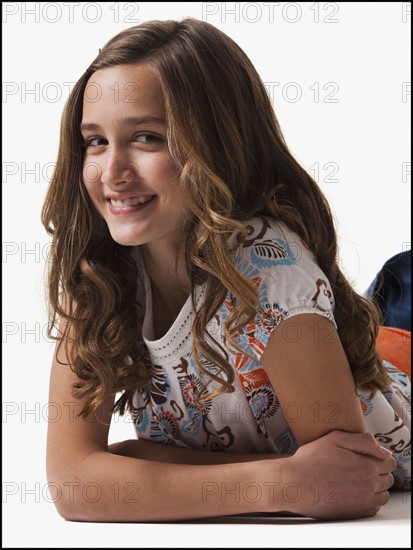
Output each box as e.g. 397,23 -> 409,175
54,450 -> 290,522
109,438 -> 292,464
49,431 -> 397,522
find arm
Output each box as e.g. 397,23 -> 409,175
48,342 -> 304,521
260,313 -> 367,445
46,333 -> 291,522
47,327 -> 395,522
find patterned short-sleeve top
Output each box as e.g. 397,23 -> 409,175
131,216 -> 411,489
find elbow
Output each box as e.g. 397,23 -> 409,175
51,484 -> 106,523
47,475 -> 93,522
47,470 -> 129,523
47,465 -> 103,522
47,450 -> 111,522
54,499 -> 86,523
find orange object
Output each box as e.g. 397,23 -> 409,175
376,326 -> 411,380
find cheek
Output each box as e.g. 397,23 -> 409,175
82,161 -> 103,191
141,152 -> 179,181
82,164 -> 106,208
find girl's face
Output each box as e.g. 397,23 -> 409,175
81,63 -> 186,251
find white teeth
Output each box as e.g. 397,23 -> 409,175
110,196 -> 153,207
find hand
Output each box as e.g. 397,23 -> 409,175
284,430 -> 397,520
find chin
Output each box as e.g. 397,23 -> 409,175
108,228 -> 145,247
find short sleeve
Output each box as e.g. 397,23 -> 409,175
227,216 -> 337,363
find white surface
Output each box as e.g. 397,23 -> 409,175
2,2 -> 411,548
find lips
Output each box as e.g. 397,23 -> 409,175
107,195 -> 156,215
109,196 -> 154,207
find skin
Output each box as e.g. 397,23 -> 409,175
261,314 -> 367,445
46,63 -> 397,522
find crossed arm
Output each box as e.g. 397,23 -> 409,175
260,313 -> 367,444
46,314 -> 395,522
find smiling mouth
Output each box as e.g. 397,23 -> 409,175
109,196 -> 155,207
107,195 -> 157,215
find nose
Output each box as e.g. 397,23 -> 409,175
100,145 -> 139,187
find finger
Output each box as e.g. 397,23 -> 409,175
331,431 -> 391,459
378,455 -> 398,475
351,506 -> 380,519
378,472 -> 395,492
375,490 -> 390,507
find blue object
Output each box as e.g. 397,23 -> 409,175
365,250 -> 411,332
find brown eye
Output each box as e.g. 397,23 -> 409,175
85,137 -> 107,147
136,134 -> 163,144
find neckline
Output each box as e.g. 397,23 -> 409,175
142,263 -> 192,344
133,247 -> 203,362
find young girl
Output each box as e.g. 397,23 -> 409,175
42,18 -> 409,522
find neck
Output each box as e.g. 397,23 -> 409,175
140,241 -> 191,308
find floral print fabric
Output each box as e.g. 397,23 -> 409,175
131,217 -> 411,489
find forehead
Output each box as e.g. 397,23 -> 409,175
82,64 -> 165,117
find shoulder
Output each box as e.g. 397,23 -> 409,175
232,216 -> 316,274
231,216 -> 336,323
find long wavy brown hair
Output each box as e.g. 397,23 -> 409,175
42,18 -> 390,419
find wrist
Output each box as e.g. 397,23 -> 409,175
257,456 -> 298,514
276,453 -> 303,515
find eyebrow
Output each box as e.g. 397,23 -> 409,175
80,116 -> 166,132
